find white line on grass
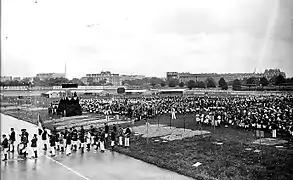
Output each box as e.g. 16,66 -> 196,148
41,153 -> 91,180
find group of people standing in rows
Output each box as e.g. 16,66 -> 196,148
41,123 -> 132,157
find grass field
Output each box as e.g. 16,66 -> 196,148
114,115 -> 293,180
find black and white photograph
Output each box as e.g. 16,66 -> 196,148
1,0 -> 293,180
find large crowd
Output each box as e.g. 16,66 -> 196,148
80,94 -> 293,139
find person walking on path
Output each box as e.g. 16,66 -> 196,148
31,134 -> 38,158
9,128 -> 16,153
100,131 -> 105,153
110,129 -> 116,150
42,129 -> 48,151
65,131 -> 72,156
49,134 -> 56,157
124,126 -> 131,148
118,125 -> 123,146
1,134 -> 9,161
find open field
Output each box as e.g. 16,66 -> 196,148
2,104 -> 293,180
1,95 -> 293,180
115,115 -> 293,180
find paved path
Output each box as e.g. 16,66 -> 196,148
1,113 -> 194,180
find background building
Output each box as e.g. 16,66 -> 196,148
0,76 -> 12,82
81,71 -> 122,86
13,77 -> 21,81
36,73 -> 65,81
167,69 -> 286,84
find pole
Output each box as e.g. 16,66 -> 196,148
213,114 -> 215,133
170,114 -> 172,129
146,119 -> 149,145
184,114 -> 186,132
157,113 -> 159,127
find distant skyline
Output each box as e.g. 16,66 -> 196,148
2,0 -> 293,79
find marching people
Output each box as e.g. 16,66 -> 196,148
49,134 -> 56,157
9,128 -> 16,152
93,129 -> 100,152
42,129 -> 48,151
86,131 -> 91,151
59,132 -> 65,153
89,125 -> 96,146
99,130 -> 105,153
71,127 -> 78,151
104,123 -> 109,148
63,127 -> 69,150
1,134 -> 9,161
20,129 -> 29,159
52,127 -> 60,151
79,126 -> 85,153
124,126 -> 131,148
118,125 -> 123,146
31,134 -> 38,158
110,128 -> 116,150
65,130 -> 72,156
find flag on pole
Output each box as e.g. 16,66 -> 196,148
37,114 -> 44,135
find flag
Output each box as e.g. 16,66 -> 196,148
37,114 -> 44,136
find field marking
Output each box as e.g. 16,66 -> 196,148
41,153 -> 92,180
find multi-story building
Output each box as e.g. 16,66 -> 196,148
13,77 -> 21,81
81,71 -> 122,86
36,73 -> 65,81
166,69 -> 285,85
0,76 -> 12,82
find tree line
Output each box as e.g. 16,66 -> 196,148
0,77 -> 85,87
1,75 -> 292,90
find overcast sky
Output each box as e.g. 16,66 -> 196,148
2,0 -> 293,79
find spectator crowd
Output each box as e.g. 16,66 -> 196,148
79,94 -> 293,139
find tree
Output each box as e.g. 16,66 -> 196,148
232,79 -> 242,90
160,81 -> 166,87
218,77 -> 228,90
259,77 -> 269,86
198,81 -> 206,88
187,80 -> 196,90
168,78 -> 179,87
246,76 -> 258,85
286,77 -> 293,85
117,87 -> 125,94
179,82 -> 185,87
150,77 -> 163,87
206,78 -> 216,88
275,75 -> 286,86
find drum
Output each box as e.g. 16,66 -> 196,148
17,143 -> 26,155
